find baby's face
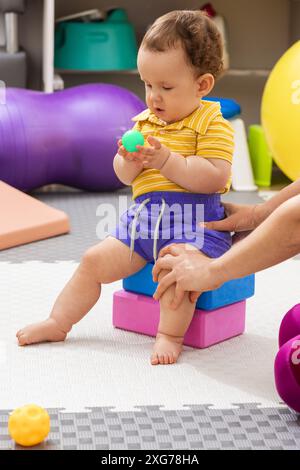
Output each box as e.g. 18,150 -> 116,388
137,46 -> 206,124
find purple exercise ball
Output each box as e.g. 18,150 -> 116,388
0,84 -> 145,191
274,335 -> 300,413
278,304 -> 300,348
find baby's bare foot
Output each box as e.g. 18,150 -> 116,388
150,332 -> 183,365
16,318 -> 67,346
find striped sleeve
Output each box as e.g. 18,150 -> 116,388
196,116 -> 234,164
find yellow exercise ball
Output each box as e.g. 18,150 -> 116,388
261,41 -> 300,181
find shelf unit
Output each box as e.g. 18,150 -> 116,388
21,0 -> 300,126
55,68 -> 271,77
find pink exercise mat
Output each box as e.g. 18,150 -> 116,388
0,181 -> 70,250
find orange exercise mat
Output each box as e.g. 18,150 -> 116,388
0,181 -> 70,250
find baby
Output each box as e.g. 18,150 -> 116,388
16,10 -> 234,365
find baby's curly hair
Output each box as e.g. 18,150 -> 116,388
141,10 -> 224,80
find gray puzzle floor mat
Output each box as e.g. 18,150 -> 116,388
1,405 -> 299,450
1,188 -> 299,450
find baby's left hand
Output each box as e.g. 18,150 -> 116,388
136,136 -> 170,170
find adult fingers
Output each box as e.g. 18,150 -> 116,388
152,255 -> 174,282
200,216 -> 237,232
158,244 -> 182,259
153,270 -> 176,300
199,203 -> 236,231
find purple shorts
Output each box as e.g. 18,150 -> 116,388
110,191 -> 232,262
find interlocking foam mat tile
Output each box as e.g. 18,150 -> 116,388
1,405 -> 300,450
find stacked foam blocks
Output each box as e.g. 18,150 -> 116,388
113,263 -> 255,349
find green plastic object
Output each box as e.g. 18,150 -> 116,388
248,125 -> 273,187
122,130 -> 144,153
54,9 -> 138,71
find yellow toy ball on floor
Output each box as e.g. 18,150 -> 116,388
261,41 -> 300,182
8,404 -> 50,447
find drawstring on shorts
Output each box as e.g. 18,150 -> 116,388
129,197 -> 166,262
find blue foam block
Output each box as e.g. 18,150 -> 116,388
123,263 -> 255,311
203,97 -> 241,119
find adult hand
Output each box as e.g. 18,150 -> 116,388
152,244 -> 225,310
201,202 -> 261,233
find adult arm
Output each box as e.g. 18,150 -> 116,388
204,179 -> 300,232
152,194 -> 300,308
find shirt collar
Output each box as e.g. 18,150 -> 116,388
131,100 -> 221,135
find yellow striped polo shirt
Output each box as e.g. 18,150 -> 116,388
130,100 -> 234,200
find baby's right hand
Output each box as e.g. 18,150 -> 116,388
117,140 -> 143,167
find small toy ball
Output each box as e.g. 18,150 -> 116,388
8,404 -> 50,447
122,130 -> 144,152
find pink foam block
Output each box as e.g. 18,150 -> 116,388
113,290 -> 246,349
